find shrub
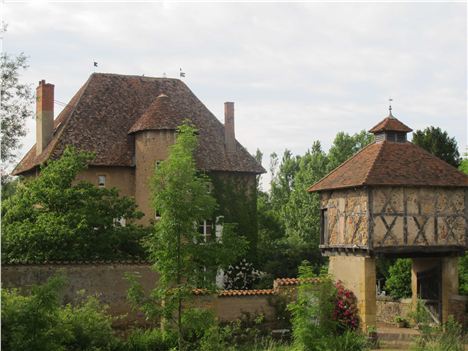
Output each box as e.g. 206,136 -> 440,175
2,276 -> 118,351
385,258 -> 412,299
121,328 -> 176,351
288,261 -> 367,351
412,316 -> 465,351
334,281 -> 359,331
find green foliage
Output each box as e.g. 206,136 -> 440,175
459,158 -> 468,174
1,49 -> 34,172
288,261 -> 367,351
412,126 -> 461,167
257,131 -> 372,280
2,276 -> 118,351
2,146 -> 148,262
411,316 -> 465,351
458,253 -> 468,295
138,122 -> 247,349
327,130 -> 374,172
385,259 -> 412,299
210,172 -> 258,261
121,328 -> 176,351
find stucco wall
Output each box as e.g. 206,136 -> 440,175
320,188 -> 369,247
75,166 -> 136,198
134,130 -> 176,225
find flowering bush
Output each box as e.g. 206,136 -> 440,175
333,280 -> 360,331
224,259 -> 263,290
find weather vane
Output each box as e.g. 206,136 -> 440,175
388,98 -> 393,116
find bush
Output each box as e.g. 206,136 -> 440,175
385,258 -> 412,299
288,261 -> 367,351
334,281 -> 359,331
412,316 -> 465,351
121,328 -> 176,351
224,259 -> 263,290
2,276 -> 118,351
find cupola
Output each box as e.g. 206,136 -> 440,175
368,106 -> 412,143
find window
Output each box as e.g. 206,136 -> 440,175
321,208 -> 328,245
155,210 -> 161,221
198,220 -> 213,242
98,175 -> 106,188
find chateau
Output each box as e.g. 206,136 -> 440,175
13,73 -> 265,254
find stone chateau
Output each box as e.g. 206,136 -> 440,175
13,74 -> 265,251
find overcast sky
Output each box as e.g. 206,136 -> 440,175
2,1 -> 467,184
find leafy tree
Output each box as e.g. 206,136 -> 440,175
327,130 -> 374,172
1,50 -> 34,182
132,123 -> 247,350
270,149 -> 300,213
385,259 -> 412,299
412,126 -> 461,167
284,141 -> 328,245
1,146 -> 147,262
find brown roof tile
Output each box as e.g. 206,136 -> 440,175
369,115 -> 413,133
13,73 -> 265,175
274,277 -> 320,286
218,289 -> 275,297
309,141 -> 468,192
128,94 -> 182,133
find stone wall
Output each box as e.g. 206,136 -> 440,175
376,297 -> 412,324
1,262 -> 157,324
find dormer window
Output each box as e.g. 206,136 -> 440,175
98,175 -> 106,188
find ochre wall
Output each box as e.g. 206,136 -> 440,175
134,130 -> 176,225
328,255 -> 376,330
320,188 -> 369,247
75,166 -> 136,198
372,187 -> 466,248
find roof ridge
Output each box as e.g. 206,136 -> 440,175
92,72 -> 182,82
308,142 -> 377,192
362,141 -> 386,185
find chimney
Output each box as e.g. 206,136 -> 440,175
36,80 -> 54,155
224,102 -> 235,153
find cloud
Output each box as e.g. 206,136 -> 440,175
3,2 -> 467,181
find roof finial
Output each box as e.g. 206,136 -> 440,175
388,98 -> 394,118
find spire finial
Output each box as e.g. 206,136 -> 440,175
388,98 -> 394,117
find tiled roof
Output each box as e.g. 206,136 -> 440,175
274,278 -> 320,286
369,115 -> 412,133
13,73 -> 265,175
128,94 -> 181,133
309,141 -> 468,192
218,289 -> 275,297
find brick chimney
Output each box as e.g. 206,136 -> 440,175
36,80 -> 54,155
224,102 -> 235,153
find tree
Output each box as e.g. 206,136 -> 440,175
1,146 -> 147,262
1,50 -> 34,181
412,126 -> 461,167
327,130 -> 374,172
385,259 -> 412,299
138,123 -> 247,350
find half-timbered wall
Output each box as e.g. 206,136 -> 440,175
320,189 -> 369,247
371,187 -> 467,248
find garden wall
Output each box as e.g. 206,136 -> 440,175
1,262 -> 283,327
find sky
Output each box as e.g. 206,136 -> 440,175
2,1 -> 467,186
